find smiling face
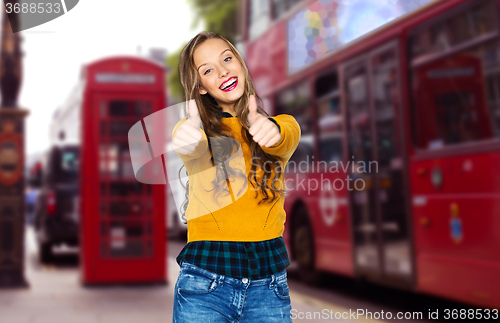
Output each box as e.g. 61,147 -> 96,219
193,38 -> 246,113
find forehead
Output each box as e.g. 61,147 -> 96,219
193,38 -> 230,66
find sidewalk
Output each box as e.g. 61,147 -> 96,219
0,227 -> 363,323
1,227 -> 178,323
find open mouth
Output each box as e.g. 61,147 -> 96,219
220,77 -> 238,92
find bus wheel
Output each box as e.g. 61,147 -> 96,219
39,242 -> 53,263
293,207 -> 322,285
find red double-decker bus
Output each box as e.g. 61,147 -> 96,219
241,0 -> 500,309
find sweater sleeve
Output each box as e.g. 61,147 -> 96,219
171,117 -> 209,162
268,117 -> 281,134
260,114 -> 301,162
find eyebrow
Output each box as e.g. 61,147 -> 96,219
197,48 -> 232,71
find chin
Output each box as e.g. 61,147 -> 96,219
214,88 -> 245,104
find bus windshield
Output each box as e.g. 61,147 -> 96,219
53,148 -> 80,184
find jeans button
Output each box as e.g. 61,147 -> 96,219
242,278 -> 248,284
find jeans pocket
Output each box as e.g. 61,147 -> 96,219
176,269 -> 220,295
273,278 -> 290,300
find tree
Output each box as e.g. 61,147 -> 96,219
166,45 -> 186,103
187,0 -> 239,43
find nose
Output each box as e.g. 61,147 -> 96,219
219,68 -> 229,79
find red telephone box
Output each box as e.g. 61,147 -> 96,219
79,57 -> 167,284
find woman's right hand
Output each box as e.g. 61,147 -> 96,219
172,99 -> 204,156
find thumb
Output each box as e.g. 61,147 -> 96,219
247,95 -> 258,126
187,99 -> 202,129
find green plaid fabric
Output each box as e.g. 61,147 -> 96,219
176,237 -> 291,279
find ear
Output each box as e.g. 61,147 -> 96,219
199,86 -> 207,95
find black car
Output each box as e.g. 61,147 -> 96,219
33,145 -> 80,262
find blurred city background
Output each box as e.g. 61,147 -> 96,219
1,0 -> 499,322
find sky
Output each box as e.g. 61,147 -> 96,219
7,0 -> 202,157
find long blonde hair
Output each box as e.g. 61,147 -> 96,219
177,31 -> 285,223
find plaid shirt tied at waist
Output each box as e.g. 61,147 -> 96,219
176,236 -> 291,280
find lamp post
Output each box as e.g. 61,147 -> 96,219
0,0 -> 29,288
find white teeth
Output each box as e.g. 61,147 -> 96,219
221,78 -> 236,90
222,79 -> 235,89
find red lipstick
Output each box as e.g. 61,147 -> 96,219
219,77 -> 238,92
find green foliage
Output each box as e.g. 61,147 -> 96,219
187,0 -> 239,43
166,45 -> 186,102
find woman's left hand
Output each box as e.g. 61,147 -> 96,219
247,95 -> 281,148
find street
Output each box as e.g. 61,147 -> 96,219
0,226 -> 465,323
4,0 -> 499,320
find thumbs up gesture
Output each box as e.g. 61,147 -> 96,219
248,95 -> 281,148
172,99 -> 204,156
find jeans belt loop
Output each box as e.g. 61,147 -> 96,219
269,274 -> 275,289
218,275 -> 225,286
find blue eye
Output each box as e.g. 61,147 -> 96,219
203,57 -> 231,75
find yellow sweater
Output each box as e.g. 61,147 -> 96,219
171,114 -> 301,243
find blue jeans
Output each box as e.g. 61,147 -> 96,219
172,260 -> 293,322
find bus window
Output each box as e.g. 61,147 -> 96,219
345,64 -> 372,165
470,0 -> 497,36
271,0 -> 302,20
287,135 -> 314,169
276,80 -> 313,168
276,79 -> 312,135
372,49 -> 401,167
316,71 -> 342,163
60,150 -> 79,181
409,0 -> 500,149
50,146 -> 80,184
318,132 -> 342,163
316,71 -> 338,98
411,1 -> 497,59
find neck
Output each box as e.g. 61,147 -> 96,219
219,103 -> 236,116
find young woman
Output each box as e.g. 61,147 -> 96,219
171,31 -> 301,323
